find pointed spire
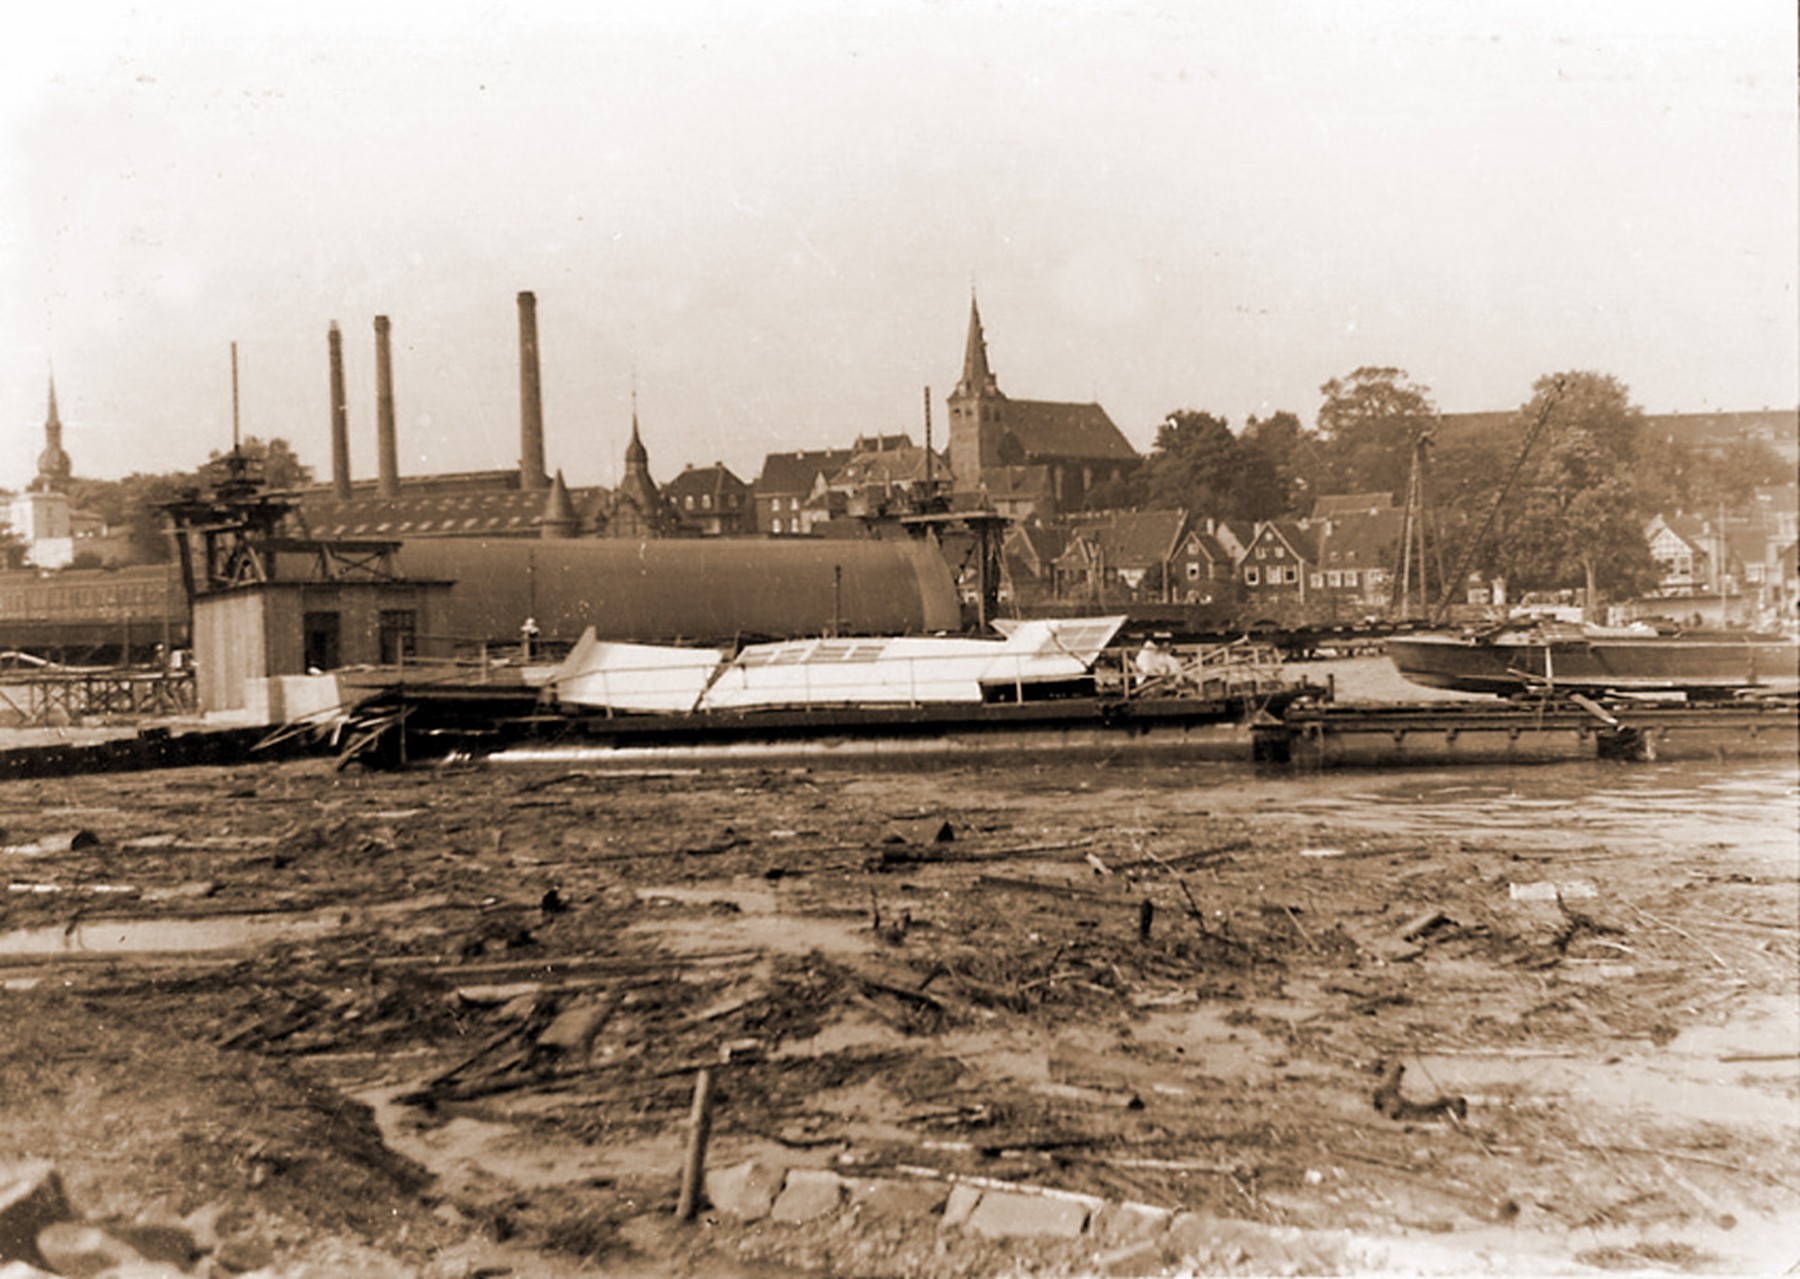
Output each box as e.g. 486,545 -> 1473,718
539,469 -> 579,539
34,369 -> 72,491
956,291 -> 999,398
626,381 -> 648,467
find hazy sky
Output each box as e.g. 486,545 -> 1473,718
2,0 -> 1794,494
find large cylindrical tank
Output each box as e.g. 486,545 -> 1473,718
391,536 -> 961,644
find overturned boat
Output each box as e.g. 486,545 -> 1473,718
1388,623 -> 1800,698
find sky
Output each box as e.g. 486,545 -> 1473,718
1,0 -> 1795,494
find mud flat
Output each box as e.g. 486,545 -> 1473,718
1,750 -> 1795,1277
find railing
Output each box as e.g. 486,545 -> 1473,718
0,669 -> 198,726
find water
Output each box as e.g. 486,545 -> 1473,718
1002,756 -> 1800,864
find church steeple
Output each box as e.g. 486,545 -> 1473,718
33,373 -> 72,492
610,388 -> 671,539
955,292 -> 1000,399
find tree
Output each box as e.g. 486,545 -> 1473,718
0,522 -> 28,571
1315,367 -> 1436,498
1490,373 -> 1658,606
1145,410 -> 1241,515
1240,410 -> 1313,518
209,436 -> 314,490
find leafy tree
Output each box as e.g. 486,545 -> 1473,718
1315,367 -> 1436,498
1145,410 -> 1241,514
1240,410 -> 1313,518
63,470 -> 199,564
1490,373 -> 1658,606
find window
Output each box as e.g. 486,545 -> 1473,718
1284,565 -> 1298,583
1327,570 -> 1342,588
1245,566 -> 1260,586
772,518 -> 784,534
1311,573 -> 1325,590
1345,571 -> 1358,588
1273,545 -> 1285,559
684,495 -> 695,510
789,497 -> 800,511
1186,561 -> 1201,581
702,494 -> 713,510
303,612 -> 341,672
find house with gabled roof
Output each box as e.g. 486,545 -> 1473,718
946,295 -> 1138,519
1644,513 -> 1712,595
827,435 -> 948,519
1307,504 -> 1403,613
754,447 -> 852,535
1239,520 -> 1318,611
664,462 -> 753,536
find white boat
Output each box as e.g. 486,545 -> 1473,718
548,616 -> 1127,714
549,632 -> 726,713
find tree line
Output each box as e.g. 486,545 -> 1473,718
1084,367 -> 1791,604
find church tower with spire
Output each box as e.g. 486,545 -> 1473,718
946,293 -> 1007,493
32,375 -> 73,493
605,396 -> 675,539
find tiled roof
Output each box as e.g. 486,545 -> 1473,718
832,445 -> 945,489
1067,509 -> 1191,569
664,463 -> 750,501
757,448 -> 854,496
1005,400 -> 1138,462
1317,510 -> 1402,568
1257,520 -> 1319,562
293,486 -> 605,539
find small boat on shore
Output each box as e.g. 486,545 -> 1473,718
1388,623 -> 1800,698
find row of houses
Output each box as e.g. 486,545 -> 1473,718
1006,494 -> 1415,620
1004,481 -> 1800,625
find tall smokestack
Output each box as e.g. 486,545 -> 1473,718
328,322 -> 352,498
517,290 -> 549,491
374,314 -> 399,498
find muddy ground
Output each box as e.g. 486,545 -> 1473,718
1,745 -> 1796,1277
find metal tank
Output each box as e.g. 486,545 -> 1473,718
392,536 -> 962,646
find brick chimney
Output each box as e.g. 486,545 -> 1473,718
375,315 -> 399,498
327,322 -> 352,499
517,291 -> 549,490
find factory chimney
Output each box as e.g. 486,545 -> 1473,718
327,322 -> 352,498
374,315 -> 399,498
517,290 -> 550,491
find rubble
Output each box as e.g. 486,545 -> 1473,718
0,754 -> 1793,1276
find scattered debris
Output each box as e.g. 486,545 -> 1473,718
1371,1061 -> 1468,1123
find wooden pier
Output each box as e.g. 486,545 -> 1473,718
1254,696 -> 1799,767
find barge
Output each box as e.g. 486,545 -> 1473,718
1388,624 -> 1800,698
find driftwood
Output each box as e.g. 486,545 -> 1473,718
1371,1061 -> 1467,1122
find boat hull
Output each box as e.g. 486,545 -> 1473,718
1388,632 -> 1800,697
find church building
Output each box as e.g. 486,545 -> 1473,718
946,296 -> 1139,519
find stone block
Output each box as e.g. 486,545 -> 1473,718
1091,1200 -> 1173,1247
0,1162 -> 72,1270
702,1159 -> 785,1221
770,1169 -> 843,1223
852,1178 -> 950,1220
964,1188 -> 1094,1240
940,1184 -> 983,1229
